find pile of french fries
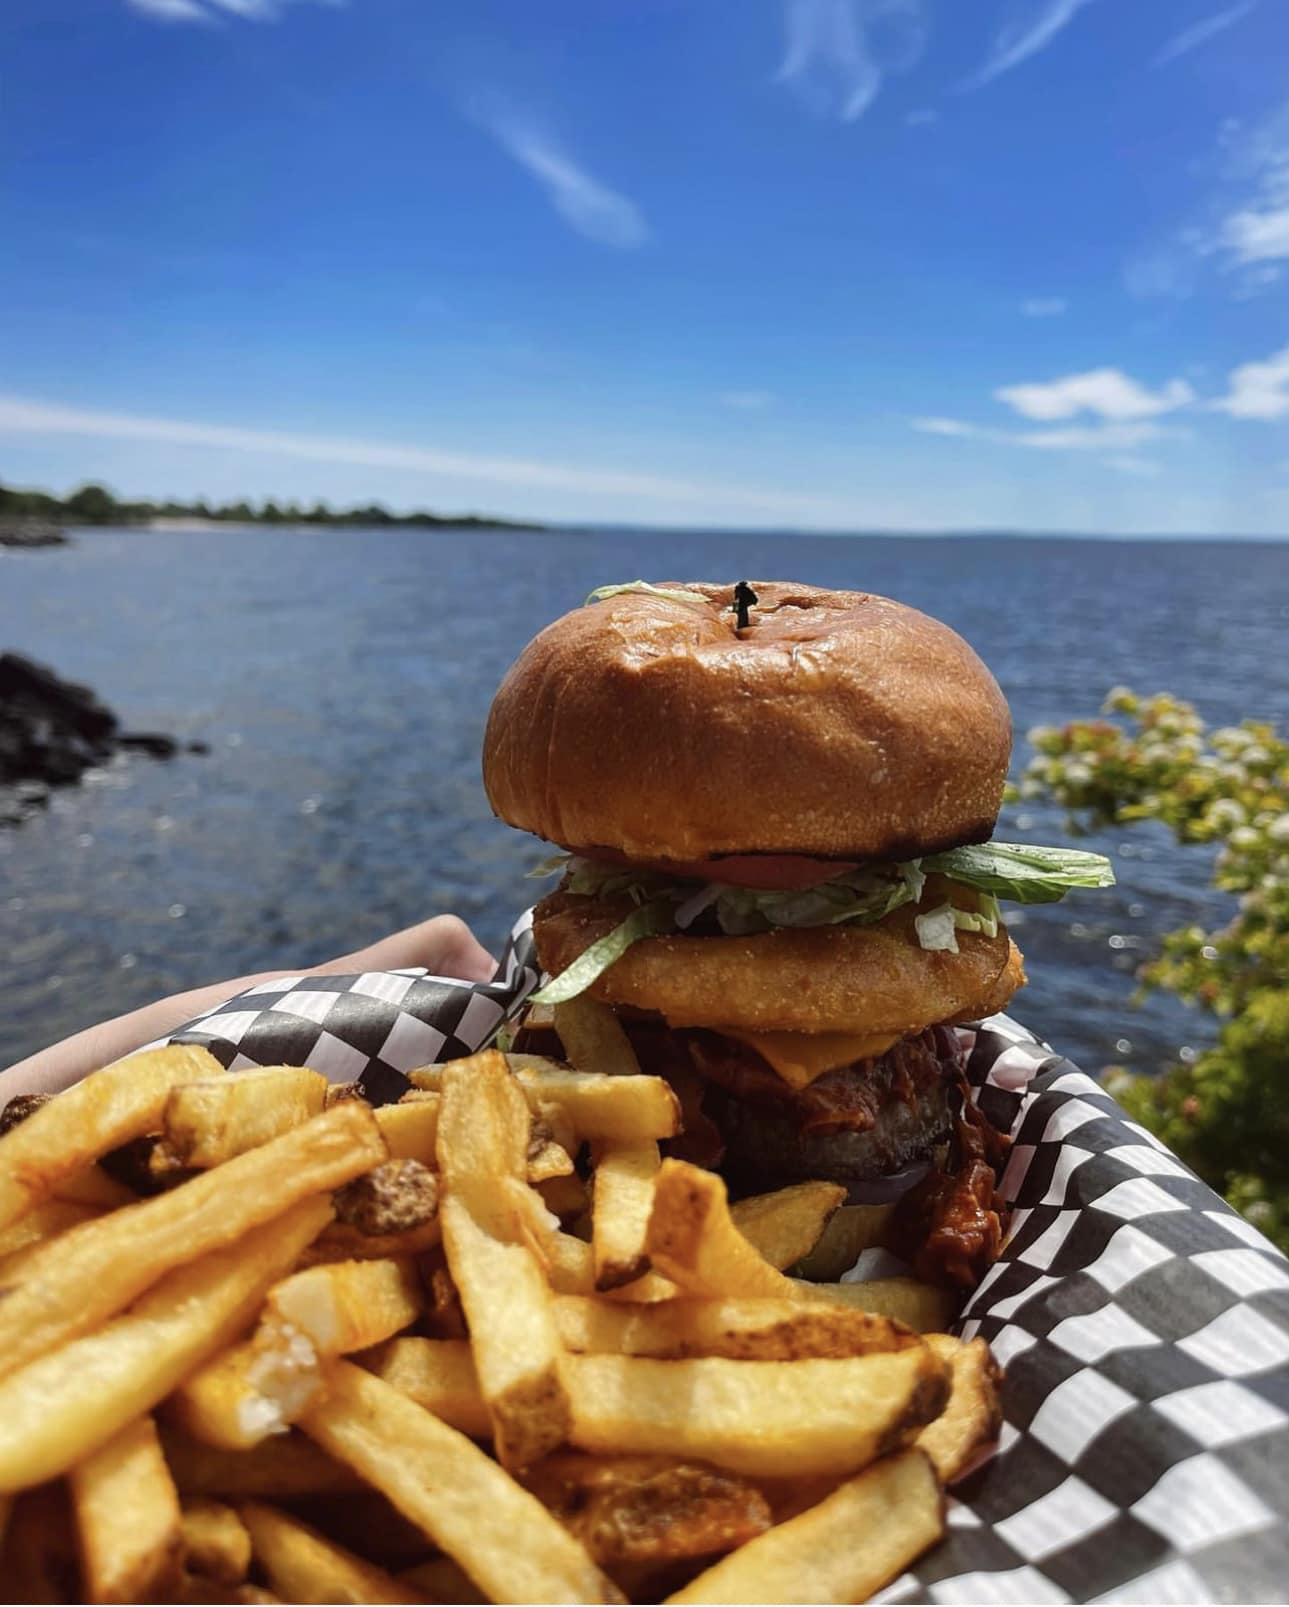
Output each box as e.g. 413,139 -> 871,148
0,999 -> 1001,1605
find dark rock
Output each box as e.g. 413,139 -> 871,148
0,520 -> 67,548
119,732 -> 179,759
187,740 -> 211,755
0,653 -> 118,744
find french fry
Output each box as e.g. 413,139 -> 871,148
666,1448 -> 944,1603
52,1164 -> 135,1211
299,1360 -> 623,1605
0,1103 -> 385,1380
543,1229 -> 677,1303
374,1097 -> 440,1166
160,1428 -> 361,1499
3,1484 -> 79,1603
646,1161 -> 812,1302
169,1338 -> 321,1452
261,1257 -> 421,1356
551,997 -> 642,1078
239,1500 -> 419,1604
0,1196 -> 101,1261
565,1348 -> 949,1479
397,1555 -> 486,1604
527,1123 -> 576,1184
536,1172 -> 590,1221
437,1053 -> 571,1469
163,1066 -> 329,1167
525,1452 -> 771,1569
791,1202 -> 895,1282
552,1295 -> 921,1361
917,1334 -> 1003,1482
797,1276 -> 958,1333
592,1140 -> 660,1290
70,1415 -> 184,1604
728,1181 -> 846,1272
0,1043 -> 221,1232
301,1220 -> 443,1264
180,1500 -> 252,1585
416,1058 -> 681,1144
359,1337 -> 491,1439
0,1197 -> 331,1491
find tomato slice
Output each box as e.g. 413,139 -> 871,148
567,847 -> 859,890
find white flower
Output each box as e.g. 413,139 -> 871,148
1063,761 -> 1093,786
1229,826 -> 1260,850
1207,800 -> 1246,828
1266,814 -> 1289,843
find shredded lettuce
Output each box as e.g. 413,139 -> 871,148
530,899 -> 675,1005
913,895 -> 1001,955
923,841 -> 1115,904
584,581 -> 709,608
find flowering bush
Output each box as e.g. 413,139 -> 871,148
1019,691 -> 1289,1252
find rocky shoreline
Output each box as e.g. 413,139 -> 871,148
0,653 -> 206,825
0,519 -> 67,548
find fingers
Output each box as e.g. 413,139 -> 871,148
0,916 -> 499,1098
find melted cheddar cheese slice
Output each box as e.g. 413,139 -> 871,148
712,1028 -> 901,1089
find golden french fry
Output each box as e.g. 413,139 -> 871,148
51,1164 -> 135,1211
0,1043 -> 221,1232
0,1103 -> 384,1380
917,1334 -> 1003,1482
397,1555 -> 486,1604
359,1337 -> 491,1439
728,1181 -> 847,1272
551,997 -> 642,1078
536,1173 -> 590,1221
666,1448 -> 944,1603
541,1224 -> 677,1303
646,1160 -> 811,1302
791,1202 -> 896,1282
797,1276 -> 958,1333
239,1500 -> 419,1604
591,1140 -> 660,1290
415,1058 -> 681,1144
160,1428 -> 361,1499
527,1125 -> 576,1184
437,1054 -> 570,1469
300,1219 -> 443,1264
70,1415 -> 184,1604
553,1294 -> 921,1362
164,1066 -> 329,1168
299,1360 -> 623,1605
3,1484 -> 79,1603
0,1196 -> 101,1260
180,1500 -> 252,1585
374,1097 -> 440,1166
525,1452 -> 771,1569
262,1256 -> 421,1356
169,1338 -> 321,1452
0,1197 -> 331,1492
565,1348 -> 948,1479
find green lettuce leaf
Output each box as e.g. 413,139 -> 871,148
530,899 -> 675,1005
923,841 -> 1115,904
584,581 -> 709,608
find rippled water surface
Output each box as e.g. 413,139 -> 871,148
3,526 -> 1286,1072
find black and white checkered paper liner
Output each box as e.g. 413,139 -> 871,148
160,913 -> 1289,1606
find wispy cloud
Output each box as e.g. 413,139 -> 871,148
1209,345 -> 1289,419
777,0 -> 928,123
126,0 -> 338,20
1153,1 -> 1257,66
912,415 -> 1179,452
1021,297 -> 1068,317
995,368 -> 1194,421
0,395 -> 850,519
719,390 -> 775,411
905,107 -> 937,127
473,110 -> 648,250
963,0 -> 1095,91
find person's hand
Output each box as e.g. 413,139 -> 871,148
1,915 -> 496,1099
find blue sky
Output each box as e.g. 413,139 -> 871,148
2,0 -> 1286,533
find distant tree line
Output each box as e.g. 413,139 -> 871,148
0,479 -> 543,532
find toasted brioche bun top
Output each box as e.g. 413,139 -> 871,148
483,582 -> 1012,864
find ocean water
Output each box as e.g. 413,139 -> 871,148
2,525 -> 1286,1074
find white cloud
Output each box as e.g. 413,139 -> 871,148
995,368 -> 1195,421
125,0 -> 338,20
1220,204 -> 1289,263
719,390 -> 775,410
777,0 -> 928,123
963,0 -> 1095,90
1153,1 -> 1257,66
1210,345 -> 1289,419
474,113 -> 648,250
1021,297 -> 1068,317
0,395 -> 851,520
911,417 -> 1181,461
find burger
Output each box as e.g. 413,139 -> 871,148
483,581 -> 1112,1286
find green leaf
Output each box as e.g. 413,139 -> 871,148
530,900 -> 676,1004
584,581 -> 709,608
525,853 -> 572,879
925,841 -> 1115,904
